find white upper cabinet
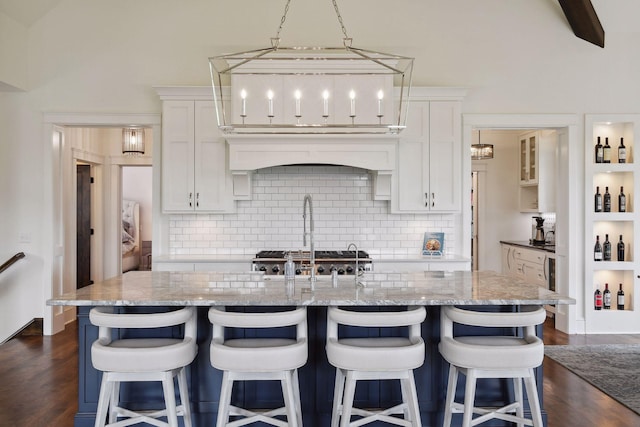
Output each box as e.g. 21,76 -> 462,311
393,100 -> 461,213
162,100 -> 234,213
518,129 -> 557,213
519,131 -> 538,185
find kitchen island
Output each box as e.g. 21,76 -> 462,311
48,270 -> 573,427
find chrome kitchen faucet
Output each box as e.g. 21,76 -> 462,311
303,194 -> 316,289
347,242 -> 364,287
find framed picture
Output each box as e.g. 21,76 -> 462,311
422,232 -> 444,256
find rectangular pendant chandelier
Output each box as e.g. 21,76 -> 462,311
208,0 -> 413,134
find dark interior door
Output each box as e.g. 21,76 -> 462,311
77,164 -> 92,289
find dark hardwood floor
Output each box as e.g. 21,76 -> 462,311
0,318 -> 638,426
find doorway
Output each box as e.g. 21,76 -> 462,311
122,166 -> 153,272
43,114 -> 160,336
463,115 -> 580,334
76,163 -> 92,288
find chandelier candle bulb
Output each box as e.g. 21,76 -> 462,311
240,89 -> 247,117
294,90 -> 301,117
322,90 -> 329,117
349,90 -> 356,117
267,90 -> 274,117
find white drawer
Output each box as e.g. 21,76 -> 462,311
512,248 -> 547,265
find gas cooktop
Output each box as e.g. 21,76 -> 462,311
255,250 -> 369,260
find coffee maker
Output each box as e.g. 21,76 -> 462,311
532,216 -> 546,245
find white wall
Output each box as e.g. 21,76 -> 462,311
0,11 -> 27,90
473,130 -> 530,272
1,0 -> 640,338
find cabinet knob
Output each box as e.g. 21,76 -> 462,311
432,192 -> 435,207
196,192 -> 200,208
189,192 -> 193,207
424,193 -> 428,207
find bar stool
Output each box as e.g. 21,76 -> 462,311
439,305 -> 547,427
326,306 -> 427,427
90,306 -> 197,427
208,307 -> 308,427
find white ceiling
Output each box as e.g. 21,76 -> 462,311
0,0 -> 62,26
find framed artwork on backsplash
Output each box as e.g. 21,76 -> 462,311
422,232 -> 444,256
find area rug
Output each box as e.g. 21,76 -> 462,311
544,344 -> 640,415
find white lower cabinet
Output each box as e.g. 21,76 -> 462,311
501,243 -> 550,288
393,100 -> 461,213
161,100 -> 234,213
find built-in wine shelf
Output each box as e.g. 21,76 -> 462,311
586,115 -> 640,333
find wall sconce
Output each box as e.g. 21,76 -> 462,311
122,128 -> 145,156
471,130 -> 494,160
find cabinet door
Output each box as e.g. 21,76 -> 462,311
162,101 -> 195,211
194,101 -> 232,212
397,103 -> 429,211
396,101 -> 461,212
501,245 -> 512,275
519,131 -> 538,185
428,101 -> 461,211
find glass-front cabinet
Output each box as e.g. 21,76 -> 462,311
585,115 -> 640,333
520,131 -> 538,184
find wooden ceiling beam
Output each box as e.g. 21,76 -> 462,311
558,0 -> 605,47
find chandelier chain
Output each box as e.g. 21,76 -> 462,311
331,0 -> 350,41
274,0 -> 292,41
274,0 -> 350,43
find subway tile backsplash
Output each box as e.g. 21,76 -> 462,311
169,166 -> 456,257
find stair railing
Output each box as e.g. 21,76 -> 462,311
0,252 -> 25,275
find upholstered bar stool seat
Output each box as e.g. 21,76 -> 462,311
326,306 -> 427,427
439,305 -> 547,427
208,307 -> 308,427
90,306 -> 198,427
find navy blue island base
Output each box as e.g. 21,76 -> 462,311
73,305 -> 546,427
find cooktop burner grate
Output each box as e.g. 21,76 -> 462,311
255,250 -> 369,259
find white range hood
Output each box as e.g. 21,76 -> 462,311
225,134 -> 397,171
225,133 -> 398,201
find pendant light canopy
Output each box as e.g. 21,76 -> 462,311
471,130 -> 494,160
209,0 -> 413,134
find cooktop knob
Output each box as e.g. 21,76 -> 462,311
259,266 -> 267,272
271,265 -> 280,273
295,268 -> 302,275
317,265 -> 325,274
338,268 -> 345,275
346,266 -> 354,274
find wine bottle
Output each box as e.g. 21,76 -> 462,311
604,186 -> 611,212
617,284 -> 625,310
618,186 -> 626,212
603,234 -> 611,261
595,137 -> 604,163
617,234 -> 625,261
603,283 -> 611,309
618,137 -> 626,163
594,286 -> 603,310
594,186 -> 603,212
603,137 -> 611,163
594,235 -> 603,261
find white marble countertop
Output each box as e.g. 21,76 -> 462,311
47,270 -> 574,307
